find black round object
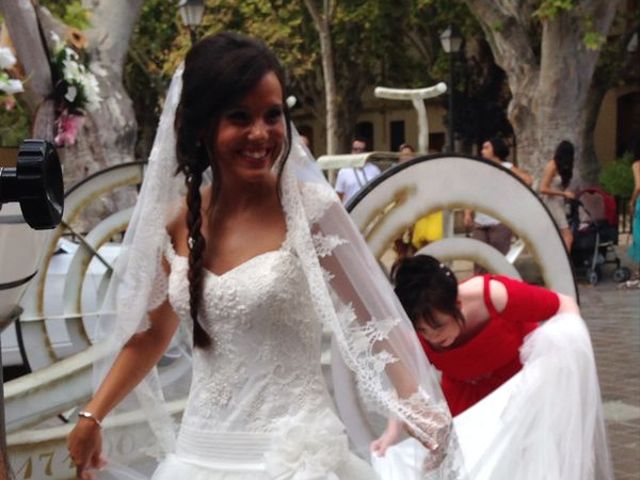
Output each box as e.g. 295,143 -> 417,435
0,140 -> 63,229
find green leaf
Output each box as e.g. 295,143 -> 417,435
583,31 -> 606,51
599,152 -> 635,197
534,0 -> 575,21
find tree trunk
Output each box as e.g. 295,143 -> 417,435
304,0 -> 339,155
0,0 -> 56,140
579,84 -> 607,186
465,0 -> 621,184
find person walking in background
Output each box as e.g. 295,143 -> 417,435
539,140 -> 575,251
464,137 -> 532,273
398,143 -> 415,163
335,137 -> 381,204
627,140 -> 640,282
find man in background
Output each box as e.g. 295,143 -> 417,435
335,137 -> 381,204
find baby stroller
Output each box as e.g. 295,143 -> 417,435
569,187 -> 631,285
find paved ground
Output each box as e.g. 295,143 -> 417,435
579,239 -> 639,479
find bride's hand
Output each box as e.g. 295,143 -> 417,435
402,409 -> 452,470
68,419 -> 107,479
370,419 -> 403,457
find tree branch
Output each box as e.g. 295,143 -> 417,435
304,0 -> 322,28
463,0 -> 538,84
82,0 -> 145,78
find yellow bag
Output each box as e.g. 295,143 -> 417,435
411,211 -> 443,249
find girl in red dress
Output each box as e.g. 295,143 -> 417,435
371,254 -> 580,455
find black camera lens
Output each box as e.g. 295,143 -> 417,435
0,140 -> 63,230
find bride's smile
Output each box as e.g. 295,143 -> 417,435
213,71 -> 285,185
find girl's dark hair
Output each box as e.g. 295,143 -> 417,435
553,140 -> 574,189
174,32 -> 292,348
487,137 -> 509,161
393,255 -> 463,329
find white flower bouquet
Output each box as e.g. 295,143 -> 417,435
0,47 -> 24,96
51,32 -> 100,113
50,32 -> 101,146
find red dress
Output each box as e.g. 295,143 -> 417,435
420,275 -> 560,416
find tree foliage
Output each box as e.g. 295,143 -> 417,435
39,0 -> 90,30
123,0 -> 181,158
599,150 -> 635,197
402,0 -> 513,150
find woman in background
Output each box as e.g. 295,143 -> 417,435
540,140 -> 575,251
627,140 -> 640,282
463,137 -> 533,273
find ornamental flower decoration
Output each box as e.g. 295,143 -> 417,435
264,408 -> 348,480
0,47 -> 24,107
50,32 -> 101,146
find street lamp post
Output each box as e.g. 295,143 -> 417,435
178,0 -> 205,45
439,25 -> 463,153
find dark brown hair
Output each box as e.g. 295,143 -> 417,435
174,32 -> 292,348
393,255 -> 464,329
553,140 -> 574,189
486,137 -> 509,161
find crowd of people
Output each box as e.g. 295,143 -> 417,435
65,31 -> 616,480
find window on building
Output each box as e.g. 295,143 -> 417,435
428,133 -> 446,153
617,92 -> 640,157
390,120 -> 405,152
355,122 -> 374,150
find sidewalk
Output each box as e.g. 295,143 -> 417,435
580,244 -> 639,479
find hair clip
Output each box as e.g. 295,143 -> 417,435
188,237 -> 195,249
439,263 -> 452,277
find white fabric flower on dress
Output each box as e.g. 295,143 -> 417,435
264,408 -> 348,480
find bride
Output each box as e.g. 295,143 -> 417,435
67,32 -> 462,479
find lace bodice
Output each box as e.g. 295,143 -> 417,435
165,237 -> 332,434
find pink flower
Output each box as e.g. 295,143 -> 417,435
54,112 -> 85,147
3,95 -> 16,111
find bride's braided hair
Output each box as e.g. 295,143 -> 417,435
174,32 -> 292,348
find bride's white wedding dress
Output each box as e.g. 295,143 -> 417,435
150,232 -> 377,479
